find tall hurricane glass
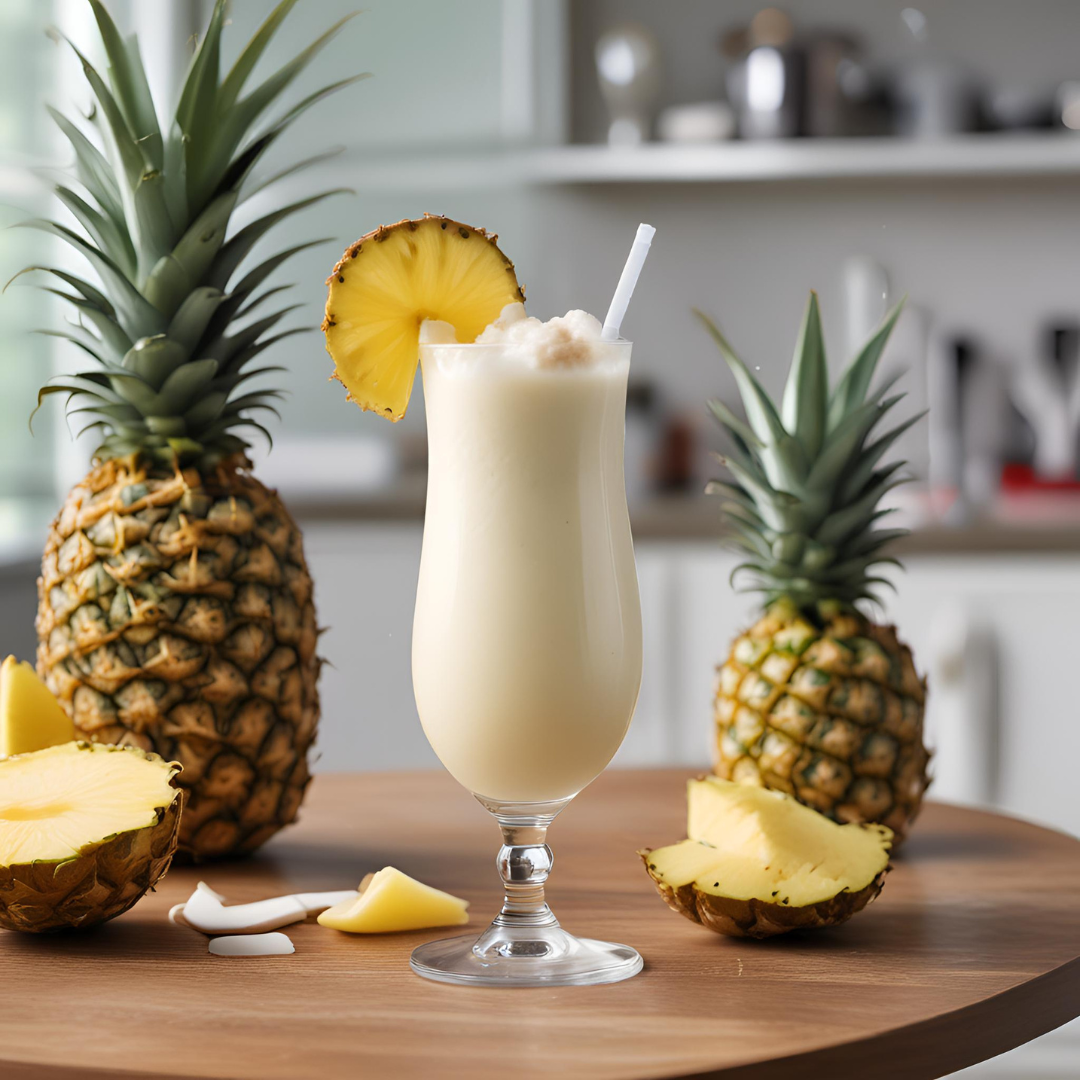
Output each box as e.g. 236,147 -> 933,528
410,337 -> 643,986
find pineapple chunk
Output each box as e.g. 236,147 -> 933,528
317,867 -> 469,934
0,655 -> 75,758
322,215 -> 524,421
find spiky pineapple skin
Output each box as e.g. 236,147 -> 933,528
714,601 -> 928,844
35,456 -> 319,861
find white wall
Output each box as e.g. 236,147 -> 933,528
165,1 -> 1080,504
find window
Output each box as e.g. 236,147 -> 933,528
0,0 -> 63,545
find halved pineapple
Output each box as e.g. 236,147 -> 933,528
0,654 -> 75,757
0,742 -> 181,933
641,777 -> 891,938
323,214 -> 525,420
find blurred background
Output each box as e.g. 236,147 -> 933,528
0,2 -> 1078,1069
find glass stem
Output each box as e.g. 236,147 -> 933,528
491,816 -> 559,932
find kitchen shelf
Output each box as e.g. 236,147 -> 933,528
343,134 -> 1080,190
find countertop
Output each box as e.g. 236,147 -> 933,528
4,480 -> 1080,570
281,476 -> 1080,555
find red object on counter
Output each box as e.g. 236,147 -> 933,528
1000,464 -> 1080,493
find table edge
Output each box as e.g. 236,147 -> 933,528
666,956 -> 1080,1080
3,956 -> 1078,1080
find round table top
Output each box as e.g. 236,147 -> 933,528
1,769 -> 1078,1080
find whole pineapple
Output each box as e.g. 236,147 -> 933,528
24,0 -> 363,859
699,294 -> 929,844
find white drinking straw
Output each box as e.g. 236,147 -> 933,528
601,223 -> 656,341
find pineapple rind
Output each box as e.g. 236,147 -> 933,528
36,456 -> 319,861
714,601 -> 928,843
644,853 -> 887,940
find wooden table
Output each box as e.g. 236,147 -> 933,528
1,770 -> 1078,1080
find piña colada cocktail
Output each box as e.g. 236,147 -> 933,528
323,217 -> 651,986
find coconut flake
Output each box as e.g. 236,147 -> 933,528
292,890 -> 365,911
173,881 -> 361,936
168,903 -> 191,928
209,932 -> 294,957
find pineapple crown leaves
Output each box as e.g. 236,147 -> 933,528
696,292 -> 927,613
14,0 -> 367,469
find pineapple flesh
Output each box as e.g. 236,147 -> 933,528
641,777 -> 892,939
26,1 -> 361,859
323,215 -> 525,420
317,866 -> 470,933
0,655 -> 75,757
0,742 -> 181,933
699,294 -> 930,843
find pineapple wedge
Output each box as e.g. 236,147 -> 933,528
0,655 -> 75,757
641,778 -> 891,939
323,215 -> 525,420
317,867 -> 469,933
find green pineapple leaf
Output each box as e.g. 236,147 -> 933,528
708,398 -> 763,448
166,288 -> 226,354
827,298 -> 906,429
838,411 -> 927,504
208,190 -> 350,289
87,0 -> 162,170
53,185 -> 136,279
242,147 -> 345,203
214,13 -> 362,173
694,308 -> 788,447
14,219 -> 165,335
702,292 -> 924,614
8,265 -> 115,317
22,0 -> 364,469
219,0 -> 304,108
176,0 -> 227,203
46,106 -> 125,228
781,292 -> 827,458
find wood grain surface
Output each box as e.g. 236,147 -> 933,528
0,769 -> 1078,1080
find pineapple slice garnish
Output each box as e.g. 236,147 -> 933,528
323,214 -> 525,421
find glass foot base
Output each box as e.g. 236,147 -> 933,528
410,925 -> 643,987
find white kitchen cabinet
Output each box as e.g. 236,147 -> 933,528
884,555 -> 1080,837
610,546 -> 675,767
303,522 -> 438,774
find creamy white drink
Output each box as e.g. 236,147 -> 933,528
412,305 -> 642,804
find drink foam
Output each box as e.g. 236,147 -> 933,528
420,304 -> 621,370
